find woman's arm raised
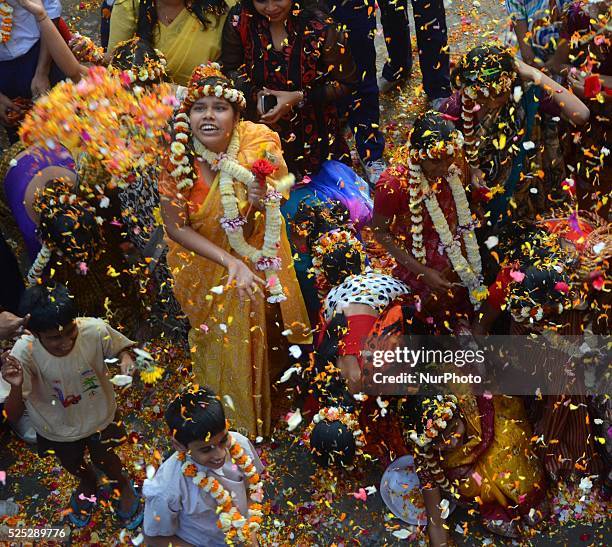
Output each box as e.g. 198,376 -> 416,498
18,0 -> 87,82
516,58 -> 590,125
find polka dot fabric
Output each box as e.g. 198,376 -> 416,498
322,270 -> 411,323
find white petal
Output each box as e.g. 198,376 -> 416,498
392,529 -> 411,539
279,366 -> 300,383
146,465 -> 156,480
131,533 -> 144,545
109,374 -> 133,387
210,285 -> 225,295
365,486 -> 377,495
223,394 -> 235,411
522,141 -> 535,151
288,345 -> 302,359
485,236 -> 499,249
286,408 -> 302,431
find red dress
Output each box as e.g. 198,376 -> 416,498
373,158 -> 475,326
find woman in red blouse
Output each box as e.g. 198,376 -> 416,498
372,112 -> 485,331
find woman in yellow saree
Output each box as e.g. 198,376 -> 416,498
107,0 -> 236,86
160,63 -> 310,437
405,394 -> 547,545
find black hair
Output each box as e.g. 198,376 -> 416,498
109,37 -> 168,85
37,183 -> 103,263
165,385 -> 227,446
136,0 -> 229,45
451,45 -> 516,90
409,111 -> 457,151
319,240 -> 364,287
18,283 -> 77,333
291,199 -> 351,248
309,419 -> 356,467
509,265 -> 571,311
312,313 -> 356,412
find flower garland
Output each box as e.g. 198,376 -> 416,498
407,159 -> 487,308
0,1 -> 12,43
68,33 -> 105,64
170,114 -> 291,302
303,406 -> 366,455
177,434 -> 264,543
26,244 -> 52,286
19,66 -> 176,180
408,394 -> 459,448
310,229 -> 365,298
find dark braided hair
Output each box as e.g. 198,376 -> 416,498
136,0 -> 229,45
450,45 -> 516,90
409,111 -> 458,151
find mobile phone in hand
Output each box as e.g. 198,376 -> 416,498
261,94 -> 278,114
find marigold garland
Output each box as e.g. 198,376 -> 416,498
19,66 -> 177,182
303,406 -> 366,455
177,433 -> 264,544
0,1 -> 12,43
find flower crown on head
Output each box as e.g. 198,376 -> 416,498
409,130 -> 465,162
408,395 -> 459,448
310,229 -> 365,285
182,62 -> 246,112
303,406 -> 366,454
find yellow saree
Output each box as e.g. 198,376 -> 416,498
108,0 -> 236,86
443,395 -> 545,519
162,121 -> 311,437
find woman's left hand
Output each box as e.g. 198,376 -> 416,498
247,182 -> 266,211
259,88 -> 303,125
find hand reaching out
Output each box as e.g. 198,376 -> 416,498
1,352 -> 24,388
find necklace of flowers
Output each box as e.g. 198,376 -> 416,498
177,434 -> 264,543
0,2 -> 13,44
408,159 -> 487,308
303,406 -> 366,456
170,112 -> 288,303
26,244 -> 52,286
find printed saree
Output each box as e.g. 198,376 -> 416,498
161,121 -> 311,436
442,395 -> 546,521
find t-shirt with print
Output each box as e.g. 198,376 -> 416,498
143,432 -> 264,547
10,317 -> 133,442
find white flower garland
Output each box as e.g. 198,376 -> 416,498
408,159 -> 487,308
170,112 -> 291,303
179,434 -> 264,543
26,244 -> 52,286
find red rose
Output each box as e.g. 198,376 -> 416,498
251,159 -> 277,187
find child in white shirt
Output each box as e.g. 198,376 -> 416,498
143,386 -> 264,547
0,283 -> 142,528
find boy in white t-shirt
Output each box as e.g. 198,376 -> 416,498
143,386 -> 264,547
0,283 -> 142,528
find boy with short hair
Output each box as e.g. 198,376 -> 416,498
143,386 -> 264,547
0,283 -> 142,528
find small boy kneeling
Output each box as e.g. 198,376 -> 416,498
0,283 -> 143,528
143,386 -> 264,547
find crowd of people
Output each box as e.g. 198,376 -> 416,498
0,0 -> 610,544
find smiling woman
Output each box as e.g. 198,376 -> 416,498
160,63 -> 310,437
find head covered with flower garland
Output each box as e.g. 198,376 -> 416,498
108,37 -> 168,87
408,111 -> 464,179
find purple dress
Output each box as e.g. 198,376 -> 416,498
3,145 -> 75,261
